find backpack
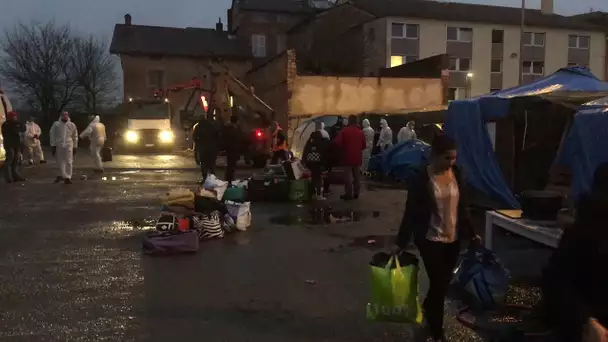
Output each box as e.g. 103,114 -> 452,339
304,132 -> 328,164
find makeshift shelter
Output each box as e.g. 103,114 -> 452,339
556,104 -> 608,198
444,67 -> 608,208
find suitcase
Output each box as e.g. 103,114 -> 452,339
101,147 -> 113,162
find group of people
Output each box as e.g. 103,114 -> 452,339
1,111 -> 106,184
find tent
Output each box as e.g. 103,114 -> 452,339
368,139 -> 430,181
444,67 -> 608,208
556,105 -> 608,198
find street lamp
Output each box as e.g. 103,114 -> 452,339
466,72 -> 474,98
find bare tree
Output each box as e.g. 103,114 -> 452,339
71,36 -> 117,112
0,21 -> 78,120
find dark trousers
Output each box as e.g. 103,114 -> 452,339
418,239 -> 461,339
198,149 -> 217,181
225,152 -> 238,183
308,164 -> 324,196
343,165 -> 362,197
323,165 -> 332,194
271,150 -> 288,164
4,147 -> 23,182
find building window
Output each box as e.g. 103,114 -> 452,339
147,70 -> 164,90
491,59 -> 502,73
391,23 -> 419,39
252,34 -> 266,57
568,35 -> 590,49
447,27 -> 473,42
277,35 -> 286,54
523,32 -> 545,47
492,29 -> 504,44
448,57 -> 471,72
390,55 -> 418,67
447,87 -> 467,101
522,61 -> 545,75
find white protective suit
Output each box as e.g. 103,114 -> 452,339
362,119 -> 375,172
397,125 -> 417,143
50,117 -> 79,180
25,120 -> 45,163
320,122 -> 330,139
377,118 -> 393,151
80,116 -> 107,171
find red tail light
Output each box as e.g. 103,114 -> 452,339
255,130 -> 263,138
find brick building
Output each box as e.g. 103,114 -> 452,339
110,14 -> 252,126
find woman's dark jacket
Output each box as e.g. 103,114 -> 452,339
302,131 -> 330,166
396,164 -> 475,248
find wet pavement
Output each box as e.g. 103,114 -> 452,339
0,154 -> 553,341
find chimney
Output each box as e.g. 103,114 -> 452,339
540,0 -> 554,15
124,13 -> 132,25
216,18 -> 223,32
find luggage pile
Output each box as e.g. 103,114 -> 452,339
248,160 -> 312,202
142,175 -> 251,255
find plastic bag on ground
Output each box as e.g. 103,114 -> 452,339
202,174 -> 228,200
225,201 -> 251,231
366,252 -> 423,324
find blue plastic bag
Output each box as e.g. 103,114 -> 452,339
452,246 -> 510,310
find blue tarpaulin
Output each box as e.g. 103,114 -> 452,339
368,139 -> 430,181
556,106 -> 608,199
444,67 -> 608,208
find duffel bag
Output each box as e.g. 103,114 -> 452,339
142,230 -> 199,255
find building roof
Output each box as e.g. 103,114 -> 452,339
286,2 -> 377,34
109,24 -> 251,59
232,0 -> 333,14
351,0 -> 607,32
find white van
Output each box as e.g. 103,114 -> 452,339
0,90 -> 14,163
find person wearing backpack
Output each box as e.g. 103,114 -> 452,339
303,121 -> 330,200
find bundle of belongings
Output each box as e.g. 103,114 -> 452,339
142,176 -> 252,255
248,160 -> 313,202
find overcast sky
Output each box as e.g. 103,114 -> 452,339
3,0 -> 608,38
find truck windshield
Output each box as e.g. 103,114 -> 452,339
129,102 -> 169,119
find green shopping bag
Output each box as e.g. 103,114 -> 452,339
366,252 -> 423,324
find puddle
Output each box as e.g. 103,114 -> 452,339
101,176 -> 128,181
270,208 -> 381,226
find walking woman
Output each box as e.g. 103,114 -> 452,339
392,134 -> 478,341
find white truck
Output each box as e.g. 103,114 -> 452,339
118,99 -> 175,153
0,90 -> 14,164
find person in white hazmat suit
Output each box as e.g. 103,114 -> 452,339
361,119 -> 375,172
24,117 -> 46,165
50,111 -> 79,184
377,118 -> 393,151
80,115 -> 106,173
397,121 -> 417,143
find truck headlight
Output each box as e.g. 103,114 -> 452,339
125,130 -> 139,143
158,130 -> 174,143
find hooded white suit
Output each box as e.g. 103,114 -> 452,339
362,119 -> 374,171
24,120 -> 45,163
397,124 -> 417,143
377,118 -> 393,151
50,116 -> 78,180
80,115 -> 106,171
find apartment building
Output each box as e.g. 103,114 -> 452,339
351,0 -> 608,100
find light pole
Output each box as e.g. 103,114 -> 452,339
466,72 -> 474,98
519,0 -> 525,85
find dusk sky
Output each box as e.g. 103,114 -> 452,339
3,0 -> 608,39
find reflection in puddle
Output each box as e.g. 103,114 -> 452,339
110,218 -> 156,232
101,176 -> 128,181
119,170 -> 140,174
270,208 -> 381,226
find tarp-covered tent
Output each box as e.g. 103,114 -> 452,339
444,67 -> 608,208
368,139 -> 430,181
556,105 -> 608,198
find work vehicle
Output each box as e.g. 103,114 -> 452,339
119,98 -> 175,153
0,90 -> 14,165
164,61 -> 274,168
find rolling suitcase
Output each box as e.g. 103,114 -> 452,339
101,147 -> 113,162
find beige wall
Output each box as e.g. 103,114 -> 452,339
383,17 -> 607,96
289,76 -> 443,116
120,54 -> 250,125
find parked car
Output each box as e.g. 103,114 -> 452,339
0,90 -> 14,166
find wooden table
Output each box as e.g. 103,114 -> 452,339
485,210 -> 563,250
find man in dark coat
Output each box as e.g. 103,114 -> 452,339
2,111 -> 26,183
193,116 -> 220,183
223,116 -> 243,184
